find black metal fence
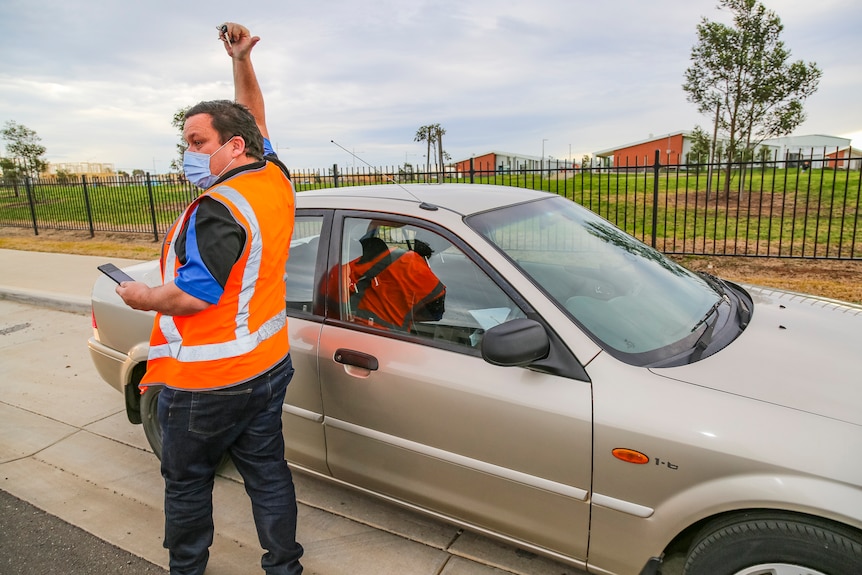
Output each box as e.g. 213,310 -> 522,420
2,151 -> 859,260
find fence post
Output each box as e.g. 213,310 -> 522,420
652,150 -> 660,249
332,164 -> 340,188
25,177 -> 38,235
469,157 -> 475,184
82,175 -> 95,238
145,172 -> 159,242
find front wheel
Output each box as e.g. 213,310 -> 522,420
139,385 -> 163,460
684,511 -> 862,575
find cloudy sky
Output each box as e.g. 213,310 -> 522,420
2,0 -> 860,173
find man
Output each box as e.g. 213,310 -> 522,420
117,22 -> 303,575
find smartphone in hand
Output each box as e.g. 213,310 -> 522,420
98,263 -> 135,284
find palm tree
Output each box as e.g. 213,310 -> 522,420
431,124 -> 446,176
414,125 -> 432,175
414,124 -> 447,179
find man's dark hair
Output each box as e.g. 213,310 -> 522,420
185,100 -> 264,160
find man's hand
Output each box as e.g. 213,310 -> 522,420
116,281 -> 153,311
219,22 -> 259,61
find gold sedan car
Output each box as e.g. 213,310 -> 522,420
88,184 -> 862,575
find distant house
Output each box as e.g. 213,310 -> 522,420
45,161 -> 116,179
594,132 -> 692,168
761,135 -> 851,166
594,132 -> 852,168
825,146 -> 862,170
453,151 -> 548,176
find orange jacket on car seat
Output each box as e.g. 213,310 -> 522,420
342,237 -> 445,331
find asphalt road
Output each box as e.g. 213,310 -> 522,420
0,489 -> 167,575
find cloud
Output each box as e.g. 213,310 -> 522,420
1,0 -> 861,172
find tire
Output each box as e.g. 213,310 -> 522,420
684,511 -> 862,575
139,385 -> 230,468
139,385 -> 163,460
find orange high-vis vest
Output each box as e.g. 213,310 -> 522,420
141,162 -> 294,390
347,248 -> 446,331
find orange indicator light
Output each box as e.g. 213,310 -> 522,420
612,448 -> 650,465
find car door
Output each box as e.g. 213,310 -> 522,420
282,211 -> 329,474
317,212 -> 593,561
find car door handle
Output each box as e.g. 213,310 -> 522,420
334,348 -> 379,371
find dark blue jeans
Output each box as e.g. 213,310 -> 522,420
158,355 -> 303,575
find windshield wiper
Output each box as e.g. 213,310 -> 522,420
691,294 -> 728,333
697,271 -> 727,297
698,271 -> 752,329
689,293 -> 729,361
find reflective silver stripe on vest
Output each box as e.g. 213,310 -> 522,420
148,184 -> 279,364
148,310 -> 285,361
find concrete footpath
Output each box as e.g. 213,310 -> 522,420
0,248 -> 582,575
0,248 -> 143,314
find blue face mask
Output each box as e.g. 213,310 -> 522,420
183,138 -> 236,189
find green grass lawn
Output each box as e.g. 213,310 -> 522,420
2,166 -> 859,258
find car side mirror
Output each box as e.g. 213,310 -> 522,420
481,318 -> 550,367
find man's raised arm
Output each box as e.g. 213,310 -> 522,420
219,22 -> 269,140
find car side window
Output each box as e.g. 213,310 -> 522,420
334,216 -> 525,349
285,215 -> 324,314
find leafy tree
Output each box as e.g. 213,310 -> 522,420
0,157 -> 21,180
55,169 -> 75,184
687,126 -> 712,166
756,145 -> 773,163
683,0 -> 821,191
132,169 -> 146,178
1,121 -> 47,178
397,162 -> 414,183
170,106 -> 191,172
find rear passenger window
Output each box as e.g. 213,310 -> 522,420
335,217 -> 525,349
285,216 -> 323,313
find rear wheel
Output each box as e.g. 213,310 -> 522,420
684,511 -> 862,575
139,385 -> 163,460
139,385 -> 230,468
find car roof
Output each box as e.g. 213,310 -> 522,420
296,183 -> 551,216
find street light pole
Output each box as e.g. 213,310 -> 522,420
542,138 -> 548,178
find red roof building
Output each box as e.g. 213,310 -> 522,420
594,132 -> 689,168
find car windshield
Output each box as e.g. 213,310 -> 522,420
467,196 -> 723,363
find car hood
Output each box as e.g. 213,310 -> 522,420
651,286 -> 862,426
